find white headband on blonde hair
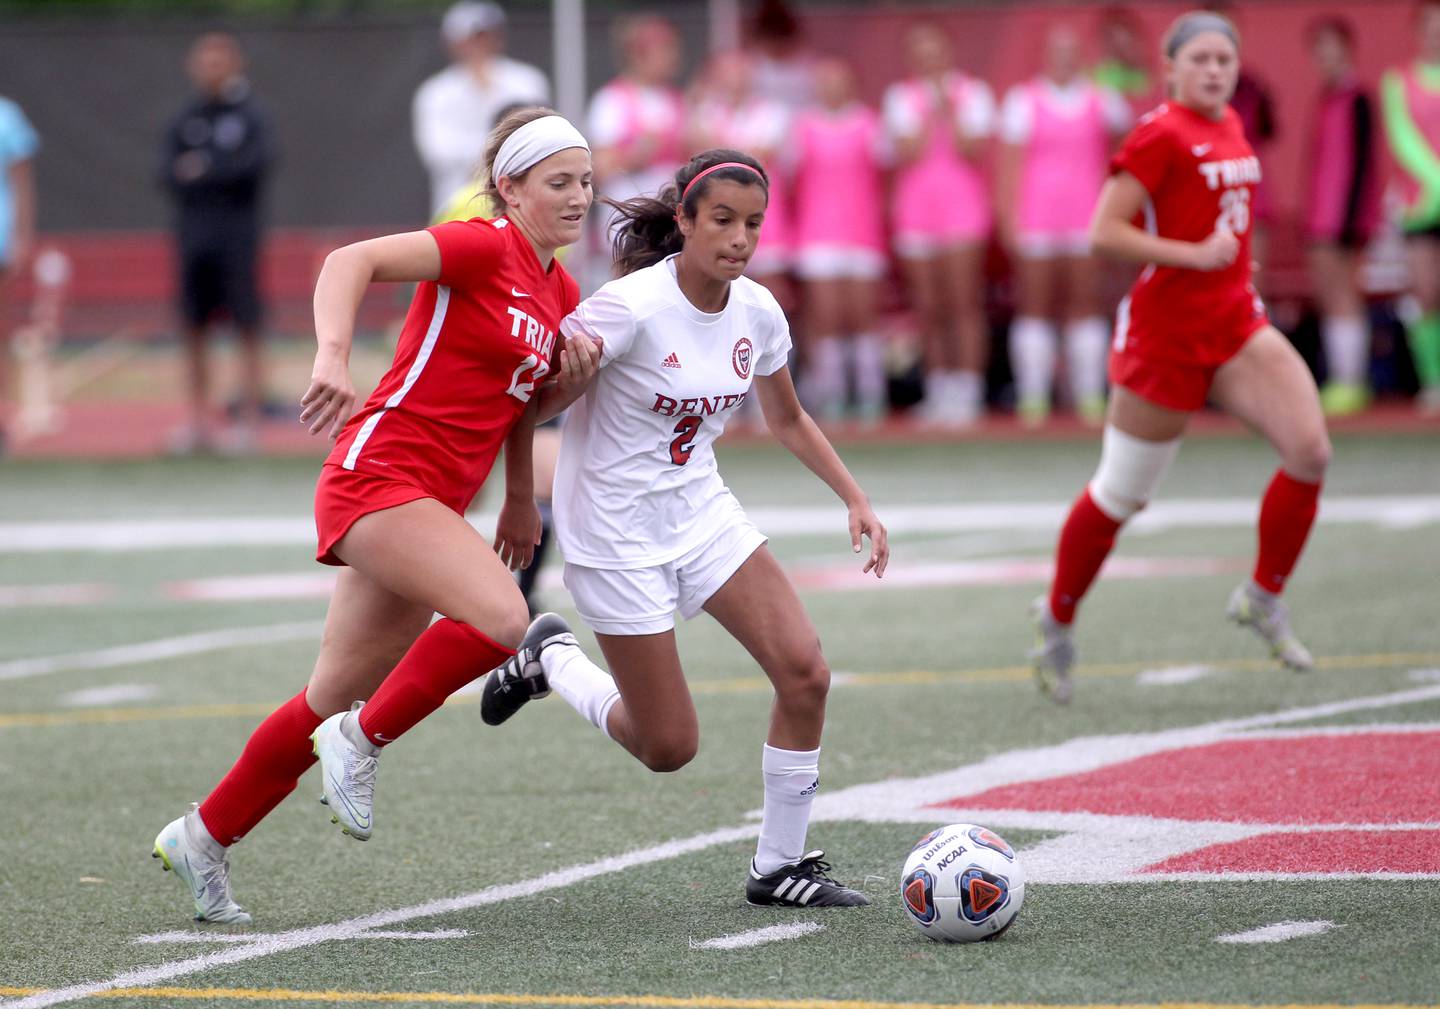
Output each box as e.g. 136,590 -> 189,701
491,115 -> 590,184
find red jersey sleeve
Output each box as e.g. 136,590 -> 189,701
1111,113 -> 1175,196
428,219 -> 506,290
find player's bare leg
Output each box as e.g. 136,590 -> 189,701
705,546 -> 869,907
312,499 -> 529,839
1212,326 -> 1329,670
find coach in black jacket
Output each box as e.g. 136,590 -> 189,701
160,32 -> 274,455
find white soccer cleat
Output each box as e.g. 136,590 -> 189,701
1029,596 -> 1076,705
1226,583 -> 1315,671
312,701 -> 380,841
152,809 -> 252,925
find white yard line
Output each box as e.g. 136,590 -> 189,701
61,684 -> 158,707
1216,920 -> 1339,944
692,922 -> 826,950
0,824 -> 760,1009
1137,664 -> 1218,686
0,622 -> 323,682
133,928 -> 471,945
1,495 -> 1436,553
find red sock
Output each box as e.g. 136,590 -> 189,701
357,618 -> 516,747
1253,469 -> 1322,594
1048,488 -> 1125,624
198,690 -> 322,846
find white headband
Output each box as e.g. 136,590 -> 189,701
491,115 -> 590,184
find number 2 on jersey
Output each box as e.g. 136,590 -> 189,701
506,353 -> 551,403
669,416 -> 702,466
1216,188 -> 1250,235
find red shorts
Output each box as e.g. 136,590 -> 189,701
1109,317 -> 1268,412
313,464 -> 434,566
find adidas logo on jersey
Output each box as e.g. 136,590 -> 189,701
662,352 -> 682,369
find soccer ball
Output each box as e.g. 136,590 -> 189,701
900,823 -> 1025,942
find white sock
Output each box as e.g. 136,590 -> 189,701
1322,315 -> 1370,385
800,339 -> 847,415
542,644 -> 621,740
1064,316 -> 1110,405
753,744 -> 821,875
1009,316 -> 1058,404
851,334 -> 888,412
950,369 -> 984,421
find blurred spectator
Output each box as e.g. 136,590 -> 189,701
998,24 -> 1130,425
746,0 -> 817,115
685,51 -> 793,305
883,22 -> 996,427
413,1 -> 549,219
792,57 -> 889,425
160,33 -> 274,455
1306,16 -> 1382,417
1092,5 -> 1161,115
588,15 -> 684,207
0,93 -> 37,454
1382,0 -> 1440,413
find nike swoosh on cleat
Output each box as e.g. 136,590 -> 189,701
328,772 -> 372,829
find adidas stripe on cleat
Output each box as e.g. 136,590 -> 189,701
480,612 -> 575,726
746,850 -> 871,908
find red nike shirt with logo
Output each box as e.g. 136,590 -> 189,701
323,217 -> 578,512
1112,102 -> 1267,367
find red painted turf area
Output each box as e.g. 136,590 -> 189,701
934,732 -> 1440,825
1141,828 -> 1440,874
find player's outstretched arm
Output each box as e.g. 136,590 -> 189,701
535,328 -> 603,423
754,367 -> 889,578
302,231 -> 444,440
495,398 -> 541,572
1090,172 -> 1236,271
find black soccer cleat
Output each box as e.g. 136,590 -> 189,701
480,612 -> 575,726
745,850 -> 871,908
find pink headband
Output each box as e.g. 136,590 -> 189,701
680,161 -> 764,202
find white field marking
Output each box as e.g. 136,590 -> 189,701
0,823 -> 760,1009
1409,667 -> 1440,682
1216,920 -> 1340,944
2,494 -> 1437,553
808,688 -> 1440,884
0,583 -> 111,607
61,684 -> 158,707
163,572 -> 337,602
1137,664 -> 1218,686
692,921 -> 826,950
133,928 -> 470,945
0,622 -> 323,682
790,555 -> 1239,592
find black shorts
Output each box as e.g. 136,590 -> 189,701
179,239 -> 262,329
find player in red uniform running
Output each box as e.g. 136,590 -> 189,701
1030,11 -> 1331,704
151,107 -> 598,923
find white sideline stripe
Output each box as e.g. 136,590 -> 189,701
693,922 -> 825,950
133,928 -> 470,945
1216,920 -> 1339,944
1137,664 -> 1217,685
0,583 -> 110,607
61,684 -> 158,707
0,622 -> 323,682
0,824 -> 760,1009
343,285 -> 449,470
2,494 -> 1437,553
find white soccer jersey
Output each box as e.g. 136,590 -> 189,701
554,255 -> 792,569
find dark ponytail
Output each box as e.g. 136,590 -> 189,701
606,148 -> 769,277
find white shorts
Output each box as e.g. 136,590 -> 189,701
892,233 -> 986,259
1014,230 -> 1092,259
563,520 -> 768,636
794,243 -> 887,281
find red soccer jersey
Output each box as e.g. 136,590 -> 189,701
1112,102 -> 1267,367
324,217 -> 578,511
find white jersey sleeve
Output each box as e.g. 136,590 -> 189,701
881,83 -> 920,140
754,288 -> 793,376
560,280 -> 638,364
959,79 -> 997,139
998,85 -> 1033,145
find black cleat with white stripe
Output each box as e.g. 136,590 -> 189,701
480,612 -> 574,727
745,850 -> 871,908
